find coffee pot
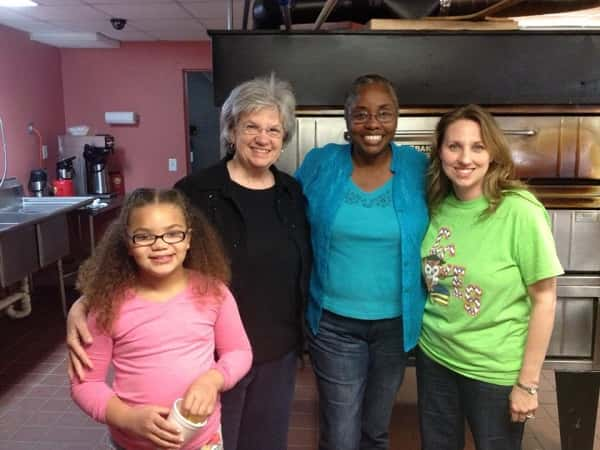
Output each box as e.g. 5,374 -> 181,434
83,144 -> 111,195
56,156 -> 76,180
28,169 -> 48,197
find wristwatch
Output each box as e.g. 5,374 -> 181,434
516,381 -> 538,395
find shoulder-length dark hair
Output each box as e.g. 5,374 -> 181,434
76,188 -> 230,333
427,104 -> 525,216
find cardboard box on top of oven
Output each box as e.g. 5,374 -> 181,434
365,18 -> 518,31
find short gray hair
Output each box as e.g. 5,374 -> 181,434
343,74 -> 399,131
220,74 -> 296,155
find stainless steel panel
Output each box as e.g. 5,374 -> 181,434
547,296 -> 595,358
0,225 -> 39,287
36,215 -> 70,267
580,117 -> 600,179
391,117 -> 438,155
314,117 -> 347,148
558,275 -> 600,288
549,210 -> 600,272
279,117 -> 348,175
546,276 -> 600,362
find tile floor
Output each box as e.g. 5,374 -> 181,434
0,287 -> 599,450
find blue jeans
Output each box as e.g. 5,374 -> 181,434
308,309 -> 407,450
220,350 -> 297,450
416,348 -> 524,450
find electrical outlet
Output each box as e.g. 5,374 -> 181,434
41,145 -> 48,160
168,158 -> 177,172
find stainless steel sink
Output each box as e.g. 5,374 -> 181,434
0,196 -> 95,230
21,196 -> 95,213
0,194 -> 96,286
0,181 -> 98,316
22,196 -> 95,207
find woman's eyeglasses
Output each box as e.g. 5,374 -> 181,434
350,110 -> 396,124
241,123 -> 283,139
128,230 -> 189,246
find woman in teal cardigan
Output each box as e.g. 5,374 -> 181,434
296,74 -> 428,450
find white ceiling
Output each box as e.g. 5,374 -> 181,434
1,1 -> 600,47
0,0 -> 248,43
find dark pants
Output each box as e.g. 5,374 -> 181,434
308,310 -> 407,450
220,350 -> 297,450
108,438 -> 124,450
416,348 -> 525,450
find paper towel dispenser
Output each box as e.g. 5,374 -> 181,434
104,111 -> 138,125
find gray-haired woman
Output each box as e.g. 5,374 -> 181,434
66,75 -> 312,450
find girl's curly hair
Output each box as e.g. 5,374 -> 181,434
76,188 -> 230,333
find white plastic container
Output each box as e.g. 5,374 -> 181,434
166,398 -> 207,445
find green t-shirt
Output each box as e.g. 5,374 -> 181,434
419,190 -> 563,385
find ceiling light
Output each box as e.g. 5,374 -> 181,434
30,32 -> 120,48
0,0 -> 38,7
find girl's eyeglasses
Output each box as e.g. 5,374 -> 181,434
128,230 -> 189,247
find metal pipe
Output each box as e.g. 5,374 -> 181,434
227,0 -> 234,30
57,258 -> 67,318
313,0 -> 340,30
0,278 -> 32,319
281,0 -> 292,31
242,0 -> 251,30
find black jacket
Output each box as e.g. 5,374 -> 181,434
174,156 -> 311,361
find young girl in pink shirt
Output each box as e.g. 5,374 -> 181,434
70,188 -> 252,450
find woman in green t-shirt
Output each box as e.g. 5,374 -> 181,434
418,104 -> 563,450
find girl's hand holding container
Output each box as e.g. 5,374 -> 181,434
179,369 -> 225,425
160,369 -> 225,447
165,398 -> 208,446
123,404 -> 184,449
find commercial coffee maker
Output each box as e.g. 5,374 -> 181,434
84,144 -> 111,194
57,134 -> 115,196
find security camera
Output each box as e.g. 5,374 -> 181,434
110,18 -> 127,30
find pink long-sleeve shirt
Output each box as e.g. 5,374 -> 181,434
71,278 -> 252,450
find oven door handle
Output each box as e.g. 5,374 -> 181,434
389,128 -> 538,139
394,130 -> 434,138
502,129 -> 538,136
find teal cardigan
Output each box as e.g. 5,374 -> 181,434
295,142 -> 429,351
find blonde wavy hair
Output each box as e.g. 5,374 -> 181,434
427,104 -> 525,216
76,188 -> 230,334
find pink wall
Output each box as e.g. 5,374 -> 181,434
61,41 -> 211,190
0,24 -> 65,190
